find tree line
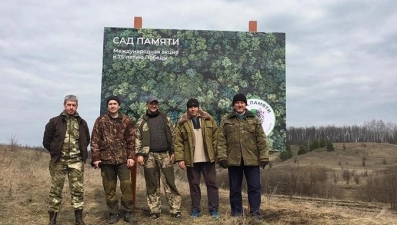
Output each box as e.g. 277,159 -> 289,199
287,119 -> 397,146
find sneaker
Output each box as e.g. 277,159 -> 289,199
123,212 -> 138,223
190,210 -> 200,218
108,213 -> 119,224
172,212 -> 182,218
232,212 -> 243,217
209,209 -> 219,219
149,213 -> 160,219
250,213 -> 262,221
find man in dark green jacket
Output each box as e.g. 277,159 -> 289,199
43,95 -> 90,225
217,93 -> 269,219
174,98 -> 219,219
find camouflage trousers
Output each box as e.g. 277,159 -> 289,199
143,152 -> 181,214
48,158 -> 84,212
101,163 -> 133,214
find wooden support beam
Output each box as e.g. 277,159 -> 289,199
130,158 -> 137,210
134,16 -> 142,29
249,20 -> 257,32
248,21 -> 256,214
130,17 -> 142,210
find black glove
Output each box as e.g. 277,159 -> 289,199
260,161 -> 269,169
219,160 -> 228,169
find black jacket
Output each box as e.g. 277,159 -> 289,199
43,113 -> 90,162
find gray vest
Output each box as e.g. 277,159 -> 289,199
148,115 -> 168,152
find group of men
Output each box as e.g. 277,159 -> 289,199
43,93 -> 270,225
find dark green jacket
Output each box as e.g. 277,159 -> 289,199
174,109 -> 218,167
217,109 -> 269,166
135,111 -> 175,156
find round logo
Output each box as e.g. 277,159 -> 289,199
246,99 -> 276,136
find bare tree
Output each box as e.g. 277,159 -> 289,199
8,135 -> 18,152
287,120 -> 397,146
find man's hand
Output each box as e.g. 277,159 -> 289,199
169,153 -> 175,164
178,161 -> 186,170
219,160 -> 228,169
260,160 -> 269,169
91,160 -> 102,169
137,156 -> 144,166
127,158 -> 135,168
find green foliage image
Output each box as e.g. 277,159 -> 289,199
100,27 -> 286,150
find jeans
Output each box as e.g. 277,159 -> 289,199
228,165 -> 261,216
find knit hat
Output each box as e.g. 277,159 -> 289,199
186,98 -> 199,108
106,95 -> 121,105
232,93 -> 248,105
146,95 -> 159,104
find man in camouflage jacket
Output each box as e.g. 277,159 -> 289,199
217,93 -> 269,219
43,95 -> 90,225
91,95 -> 136,224
135,95 -> 182,219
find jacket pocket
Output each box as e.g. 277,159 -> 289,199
224,124 -> 235,133
181,130 -> 189,141
99,140 -> 110,151
72,123 -> 80,138
204,122 -> 214,135
244,120 -> 257,134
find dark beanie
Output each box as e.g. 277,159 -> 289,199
232,93 -> 248,105
186,98 -> 199,108
106,95 -> 121,105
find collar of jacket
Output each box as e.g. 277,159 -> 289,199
146,109 -> 160,118
227,109 -> 255,119
177,109 -> 211,124
106,112 -> 123,120
61,111 -> 80,119
142,110 -> 167,120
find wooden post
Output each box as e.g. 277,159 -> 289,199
130,157 -> 137,210
249,20 -> 257,32
130,16 -> 142,209
134,16 -> 142,29
248,20 -> 257,214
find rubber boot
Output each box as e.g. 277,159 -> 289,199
48,211 -> 58,225
74,209 -> 86,225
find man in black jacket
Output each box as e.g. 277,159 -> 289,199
43,95 -> 90,225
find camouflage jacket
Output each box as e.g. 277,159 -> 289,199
135,111 -> 175,156
91,112 -> 135,165
43,111 -> 90,163
217,109 -> 269,166
174,109 -> 218,167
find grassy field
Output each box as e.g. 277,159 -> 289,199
1,143 -> 397,224
269,143 -> 397,200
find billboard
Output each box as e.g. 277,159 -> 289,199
101,27 -> 286,150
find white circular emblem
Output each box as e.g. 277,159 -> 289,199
246,99 -> 276,136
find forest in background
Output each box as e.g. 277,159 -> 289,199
287,119 -> 397,146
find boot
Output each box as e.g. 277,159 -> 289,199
48,211 -> 58,225
123,212 -> 138,223
74,209 -> 86,225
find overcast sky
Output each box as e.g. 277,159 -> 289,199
1,0 -> 396,146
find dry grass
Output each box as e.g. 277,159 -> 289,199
267,143 -> 397,200
1,143 -> 397,225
